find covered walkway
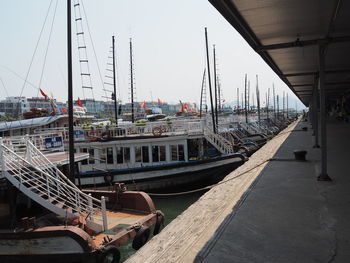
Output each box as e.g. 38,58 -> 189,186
196,118 -> 350,262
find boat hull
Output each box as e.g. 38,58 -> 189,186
78,154 -> 245,191
0,226 -> 96,263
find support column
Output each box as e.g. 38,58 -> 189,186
313,78 -> 320,148
318,43 -> 331,181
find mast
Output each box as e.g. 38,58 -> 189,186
273,83 -> 276,119
237,87 -> 239,114
244,74 -> 248,123
282,91 -> 285,119
256,75 -> 261,126
205,28 -> 216,134
67,0 -> 78,185
276,94 -> 280,118
213,45 -> 218,127
287,93 -> 289,118
112,36 -> 118,124
267,88 -> 270,120
199,68 -> 206,118
129,38 -> 135,123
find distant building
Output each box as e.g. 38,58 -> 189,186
0,97 -> 29,117
27,97 -> 56,112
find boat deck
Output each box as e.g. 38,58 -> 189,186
93,210 -> 147,246
44,152 -> 89,165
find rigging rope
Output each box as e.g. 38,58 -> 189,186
146,158 -> 271,197
10,0 -> 54,130
31,0 -> 58,127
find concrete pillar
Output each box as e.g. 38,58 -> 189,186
313,80 -> 320,148
318,43 -> 331,181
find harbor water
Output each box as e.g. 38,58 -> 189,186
119,190 -> 207,262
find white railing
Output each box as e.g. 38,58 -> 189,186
0,136 -> 108,233
204,129 -> 234,155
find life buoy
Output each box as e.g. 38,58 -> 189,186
153,211 -> 165,236
88,130 -> 99,141
132,226 -> 150,250
99,245 -> 120,263
104,172 -> 114,185
152,126 -> 163,136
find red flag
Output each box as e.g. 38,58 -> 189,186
141,100 -> 146,109
157,98 -> 163,105
77,97 -> 83,107
40,89 -> 48,100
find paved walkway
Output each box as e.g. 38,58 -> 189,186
196,119 -> 350,263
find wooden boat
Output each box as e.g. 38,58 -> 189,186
0,135 -> 164,263
0,183 -> 163,263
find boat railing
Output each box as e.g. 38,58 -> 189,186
0,136 -> 108,233
32,119 -> 207,141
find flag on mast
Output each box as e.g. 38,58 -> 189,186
77,97 -> 83,107
40,89 -> 48,100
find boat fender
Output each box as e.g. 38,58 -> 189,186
132,226 -> 151,250
99,245 -> 120,263
104,172 -> 114,185
153,211 -> 165,236
152,126 -> 163,136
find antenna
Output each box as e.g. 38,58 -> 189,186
129,38 -> 135,123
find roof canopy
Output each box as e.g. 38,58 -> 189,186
0,116 -> 60,132
209,0 -> 350,105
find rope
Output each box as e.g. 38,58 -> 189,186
146,158 -> 270,197
145,121 -> 300,197
10,0 -> 54,130
31,0 -> 58,127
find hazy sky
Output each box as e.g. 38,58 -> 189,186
0,0 -> 304,108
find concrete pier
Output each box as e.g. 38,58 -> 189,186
126,119 -> 350,262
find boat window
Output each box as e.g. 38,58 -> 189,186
117,147 -> 123,164
107,147 -> 113,164
171,145 -> 178,161
124,147 -> 130,163
89,148 -> 95,164
178,144 -> 185,161
81,148 -> 88,165
135,146 -> 142,162
159,146 -> 166,161
100,148 -> 106,164
152,146 -> 159,162
142,146 -> 149,163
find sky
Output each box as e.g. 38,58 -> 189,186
0,0 -> 305,109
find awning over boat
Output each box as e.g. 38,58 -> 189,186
0,116 -> 61,131
209,0 -> 350,106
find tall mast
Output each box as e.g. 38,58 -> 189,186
276,94 -> 280,118
213,45 -> 218,126
205,28 -> 216,134
112,36 -> 118,124
286,93 -> 289,118
67,0 -> 78,185
237,87 -> 239,114
199,68 -> 206,118
267,88 -> 270,120
218,77 -> 221,111
244,74 -> 248,123
256,75 -> 261,126
129,38 -> 135,123
273,83 -> 276,119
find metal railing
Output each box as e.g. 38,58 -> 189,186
0,136 -> 108,232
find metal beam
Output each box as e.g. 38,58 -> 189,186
256,36 -> 350,51
208,0 -> 303,103
283,68 -> 350,77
